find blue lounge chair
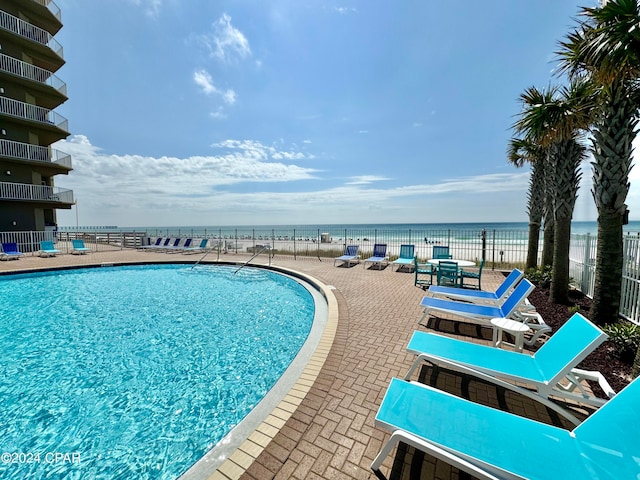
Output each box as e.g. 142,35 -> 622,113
165,238 -> 192,253
143,237 -> 172,252
182,238 -> 209,254
391,244 -> 415,272
71,239 -> 92,254
372,376 -> 640,479
405,313 -> 613,424
418,278 -> 536,327
363,244 -> 388,270
1,242 -> 23,260
333,245 -> 359,267
39,240 -> 61,257
139,237 -> 163,250
427,268 -> 524,305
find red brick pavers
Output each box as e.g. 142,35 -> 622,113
0,250 -> 584,480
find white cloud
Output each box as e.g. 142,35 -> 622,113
202,13 -> 251,63
346,175 -> 390,185
49,137 -> 592,227
193,70 -> 236,105
335,7 -> 357,14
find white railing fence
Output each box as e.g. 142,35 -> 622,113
3,227 -> 640,324
560,233 -> 640,325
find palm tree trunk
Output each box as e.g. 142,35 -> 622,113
589,210 -> 624,325
526,222 -> 541,270
542,216 -> 554,267
588,82 -> 636,326
550,216 -> 572,303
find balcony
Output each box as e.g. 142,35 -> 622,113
0,139 -> 71,170
29,0 -> 62,23
0,181 -> 73,205
0,10 -> 63,60
0,97 -> 68,133
0,53 -> 67,98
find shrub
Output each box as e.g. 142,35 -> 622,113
603,322 -> 640,363
525,266 -> 552,288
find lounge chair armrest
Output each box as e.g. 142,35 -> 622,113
567,368 -> 617,399
371,427 -> 504,479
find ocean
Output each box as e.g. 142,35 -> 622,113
63,220 -> 640,238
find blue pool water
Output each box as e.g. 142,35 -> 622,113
0,264 -> 315,479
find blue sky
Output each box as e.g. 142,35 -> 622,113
51,0 -> 639,227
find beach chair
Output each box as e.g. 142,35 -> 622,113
333,245 -> 359,267
39,240 -> 61,257
139,237 -> 163,250
405,313 -> 613,424
371,376 -> 640,479
1,242 -> 23,260
162,238 -> 182,252
165,238 -> 192,253
143,237 -> 172,252
391,244 -> 415,272
414,257 -> 435,288
427,268 -> 524,305
418,278 -> 535,327
363,244 -> 388,270
182,238 -> 209,254
71,239 -> 92,254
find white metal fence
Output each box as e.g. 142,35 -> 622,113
3,227 -> 640,324
568,233 -> 640,324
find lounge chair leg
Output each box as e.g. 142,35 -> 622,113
371,431 -> 402,472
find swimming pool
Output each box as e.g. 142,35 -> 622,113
0,263 -> 319,479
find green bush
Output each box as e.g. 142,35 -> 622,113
525,266 -> 553,288
568,304 -> 581,315
603,322 -> 640,363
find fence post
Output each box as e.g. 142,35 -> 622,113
582,233 -> 591,293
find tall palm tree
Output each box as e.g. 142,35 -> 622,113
558,0 -> 640,324
513,82 -> 593,303
513,87 -> 557,270
507,138 -> 546,270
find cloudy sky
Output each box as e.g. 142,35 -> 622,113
50,0 -> 638,227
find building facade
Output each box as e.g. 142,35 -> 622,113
0,0 -> 72,234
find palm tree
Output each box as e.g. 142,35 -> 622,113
512,87 -> 557,270
507,138 -> 546,270
513,82 -> 593,303
558,0 -> 640,324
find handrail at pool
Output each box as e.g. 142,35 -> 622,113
234,244 -> 271,274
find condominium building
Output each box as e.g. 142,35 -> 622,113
0,0 -> 72,234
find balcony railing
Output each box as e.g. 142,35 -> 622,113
0,139 -> 71,168
29,0 -> 62,22
0,11 -> 63,59
0,97 -> 68,132
0,53 -> 67,96
0,181 -> 73,203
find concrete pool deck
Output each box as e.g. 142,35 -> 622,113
0,248 -> 593,480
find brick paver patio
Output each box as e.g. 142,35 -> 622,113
0,247 -> 591,480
